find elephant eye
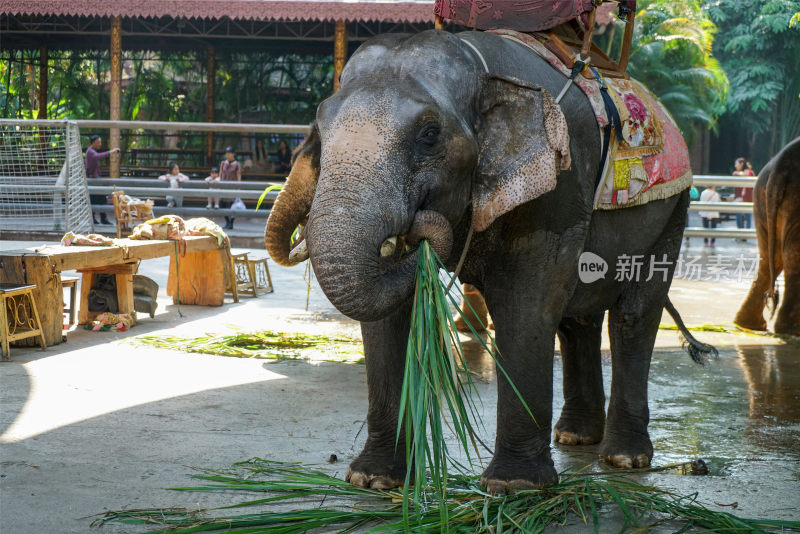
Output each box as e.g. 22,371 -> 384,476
417,125 -> 440,147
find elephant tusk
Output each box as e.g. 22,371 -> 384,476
380,236 -> 398,258
288,239 -> 309,263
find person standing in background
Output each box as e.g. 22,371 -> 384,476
733,157 -> 755,232
699,185 -> 721,248
220,146 -> 241,230
85,134 -> 119,225
252,138 -> 274,174
274,139 -> 292,174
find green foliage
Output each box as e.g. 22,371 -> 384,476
625,0 -> 730,144
214,51 -> 332,125
703,0 -> 800,150
0,48 -> 332,150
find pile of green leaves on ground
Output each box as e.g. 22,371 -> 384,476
95,457 -> 799,533
131,330 -> 363,363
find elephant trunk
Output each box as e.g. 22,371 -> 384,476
307,205 -> 453,322
265,127 -> 320,266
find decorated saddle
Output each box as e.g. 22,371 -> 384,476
488,29 -> 692,210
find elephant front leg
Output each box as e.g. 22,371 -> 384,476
346,300 -> 412,490
480,287 -> 560,493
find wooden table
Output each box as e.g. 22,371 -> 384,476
0,236 -> 232,347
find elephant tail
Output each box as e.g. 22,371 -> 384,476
765,162 -> 786,318
664,297 -> 718,364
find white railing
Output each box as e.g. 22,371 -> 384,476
0,118 -> 311,135
0,117 -> 761,239
685,175 -> 758,239
692,175 -> 758,187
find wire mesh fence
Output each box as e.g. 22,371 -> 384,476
0,119 -> 93,235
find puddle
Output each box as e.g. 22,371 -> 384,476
458,339 -> 800,489
647,345 -> 800,472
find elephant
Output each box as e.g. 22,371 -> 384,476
735,137 -> 800,336
265,29 -> 708,493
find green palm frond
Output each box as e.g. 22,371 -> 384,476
95,458 -> 800,533
628,0 -> 730,142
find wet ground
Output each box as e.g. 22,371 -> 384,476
1,236 -> 799,532
459,341 -> 800,524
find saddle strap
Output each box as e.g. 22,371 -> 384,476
590,66 -> 624,191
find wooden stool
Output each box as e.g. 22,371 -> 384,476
247,257 -> 274,295
229,251 -> 257,298
61,276 -> 79,326
1,284 -> 47,360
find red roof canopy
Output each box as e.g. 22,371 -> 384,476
1,0 -> 436,24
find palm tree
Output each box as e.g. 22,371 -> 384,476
625,0 -> 729,144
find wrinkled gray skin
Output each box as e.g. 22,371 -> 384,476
266,30 -> 689,493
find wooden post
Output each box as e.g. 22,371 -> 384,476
580,8 -> 597,60
333,20 -> 347,93
38,46 -> 48,119
168,249 -> 228,306
206,45 -> 215,164
618,11 -> 635,75
110,16 -> 122,178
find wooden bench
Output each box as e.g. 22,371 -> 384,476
0,236 -> 233,347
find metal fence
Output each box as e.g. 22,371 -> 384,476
686,175 -> 757,239
0,119 -> 759,240
86,177 -> 277,219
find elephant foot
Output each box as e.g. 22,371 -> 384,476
480,452 -> 558,494
553,411 -> 605,445
601,452 -> 652,469
345,448 -> 408,490
455,315 -> 485,333
775,312 -> 800,337
456,284 -> 492,332
345,468 -> 405,490
599,433 -> 653,469
733,310 -> 767,332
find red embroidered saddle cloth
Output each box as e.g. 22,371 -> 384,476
490,29 -> 693,210
435,0 -> 597,32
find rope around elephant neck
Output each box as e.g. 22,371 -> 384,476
445,224 -> 474,292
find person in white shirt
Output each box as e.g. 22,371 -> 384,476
204,167 -> 221,209
698,185 -> 721,247
158,162 -> 190,208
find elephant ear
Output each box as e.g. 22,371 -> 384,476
472,75 -> 571,231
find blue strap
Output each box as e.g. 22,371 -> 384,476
589,66 -> 623,190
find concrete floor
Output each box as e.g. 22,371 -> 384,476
1,235 -> 798,532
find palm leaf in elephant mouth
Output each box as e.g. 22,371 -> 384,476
397,240 -> 535,528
